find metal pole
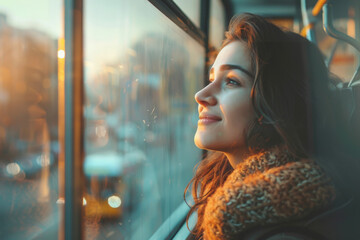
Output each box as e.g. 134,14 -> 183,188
300,0 -> 317,43
64,0 -> 84,239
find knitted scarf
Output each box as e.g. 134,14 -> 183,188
201,146 -> 336,240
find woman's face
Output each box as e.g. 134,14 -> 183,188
194,41 -> 255,155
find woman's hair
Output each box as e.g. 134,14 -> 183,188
184,13 -> 334,238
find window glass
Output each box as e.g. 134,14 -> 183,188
173,0 -> 201,27
0,1 -> 63,239
209,0 -> 225,50
83,0 -> 204,239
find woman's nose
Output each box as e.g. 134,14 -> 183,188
195,85 -> 217,106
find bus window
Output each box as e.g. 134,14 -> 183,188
83,0 -> 204,239
315,14 -> 359,81
209,0 -> 226,50
0,1 -> 63,239
173,0 -> 201,28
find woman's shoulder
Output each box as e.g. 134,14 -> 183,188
241,196 -> 360,240
201,156 -> 336,240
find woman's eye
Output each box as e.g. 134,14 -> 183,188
225,78 -> 241,86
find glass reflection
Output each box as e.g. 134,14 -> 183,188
84,0 -> 204,239
0,1 -> 62,239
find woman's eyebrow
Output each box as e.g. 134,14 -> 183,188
209,64 -> 253,79
220,64 -> 254,78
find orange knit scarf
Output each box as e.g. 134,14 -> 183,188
201,146 -> 336,240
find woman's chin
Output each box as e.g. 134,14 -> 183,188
194,135 -> 214,151
194,135 -> 206,149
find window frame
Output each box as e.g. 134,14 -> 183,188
64,0 -> 85,239
149,0 -> 206,46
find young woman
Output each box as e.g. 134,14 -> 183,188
185,13 -> 358,240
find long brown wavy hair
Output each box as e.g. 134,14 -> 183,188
184,13 -> 333,239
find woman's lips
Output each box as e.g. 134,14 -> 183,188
198,113 -> 221,125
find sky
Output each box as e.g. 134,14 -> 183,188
0,0 -> 203,79
0,0 -> 63,38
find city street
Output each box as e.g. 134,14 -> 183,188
0,121 -> 199,240
0,166 -> 59,240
